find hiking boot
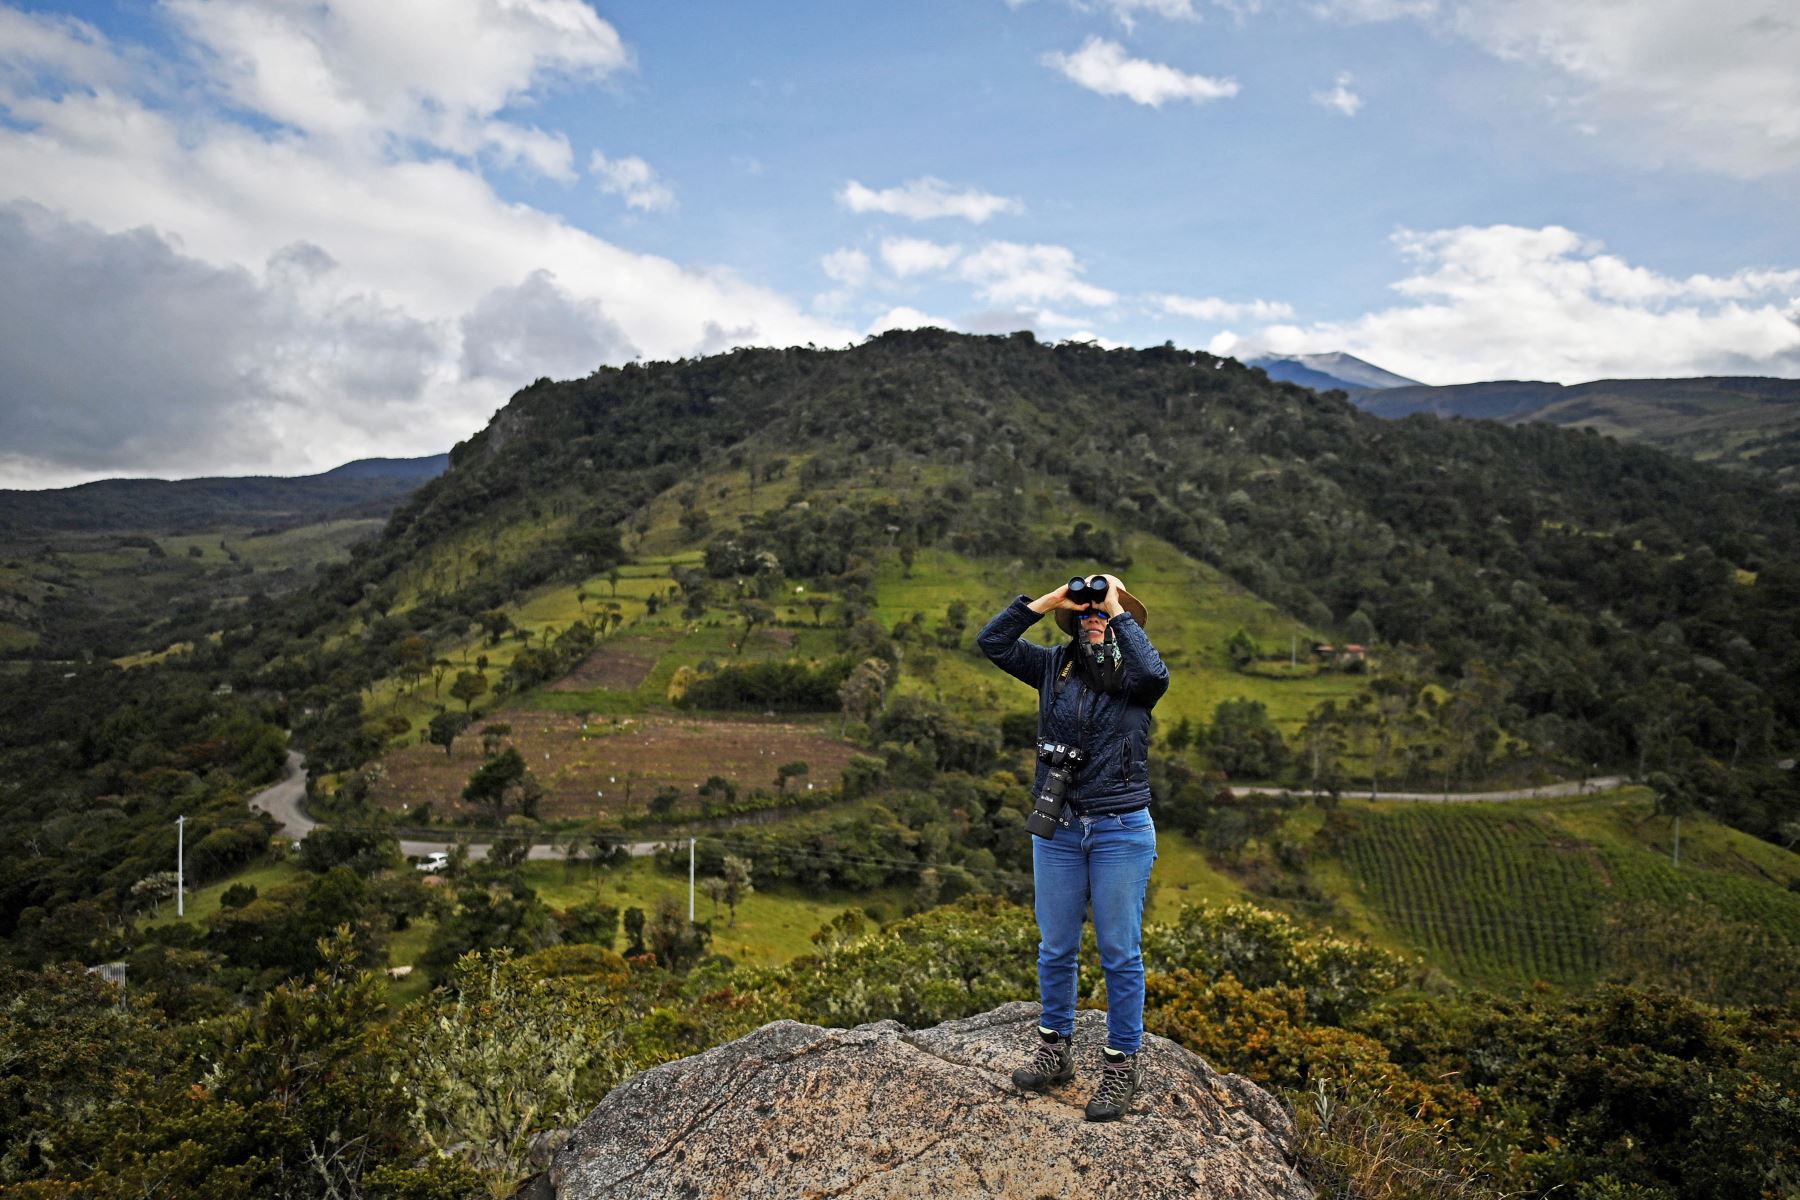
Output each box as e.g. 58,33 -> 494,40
1011,1026 -> 1074,1091
1084,1049 -> 1142,1121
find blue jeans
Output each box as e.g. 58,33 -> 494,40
1032,807 -> 1158,1054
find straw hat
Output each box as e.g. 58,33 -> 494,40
1054,576 -> 1149,637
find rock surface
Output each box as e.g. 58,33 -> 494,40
548,1000 -> 1314,1199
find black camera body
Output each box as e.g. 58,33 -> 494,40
1027,740 -> 1085,838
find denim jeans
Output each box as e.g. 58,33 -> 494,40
1031,806 -> 1158,1054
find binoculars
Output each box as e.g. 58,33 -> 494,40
1067,575 -> 1110,608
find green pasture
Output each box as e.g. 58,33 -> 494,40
136,857 -> 308,930
520,854 -> 915,968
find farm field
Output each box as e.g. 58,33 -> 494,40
1323,790 -> 1800,989
368,711 -> 862,820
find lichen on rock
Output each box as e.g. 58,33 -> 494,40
548,999 -> 1313,1199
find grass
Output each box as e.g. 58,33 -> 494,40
1145,827 -> 1252,924
521,856 -> 913,968
136,857 -> 308,930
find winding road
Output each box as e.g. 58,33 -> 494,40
248,749 -> 665,862
249,747 -> 1630,864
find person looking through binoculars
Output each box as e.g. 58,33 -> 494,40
976,572 -> 1169,1121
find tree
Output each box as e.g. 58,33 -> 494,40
775,760 -> 810,794
394,947 -> 623,1188
428,710 -> 472,757
721,855 -> 755,928
129,870 -> 179,915
461,747 -> 543,823
1226,628 -> 1259,670
478,609 -> 513,645
450,670 -> 489,713
731,598 -> 774,657
647,785 -> 681,819
1206,698 -> 1290,780
645,893 -> 710,970
480,722 -> 513,758
700,876 -> 727,923
837,656 -> 891,736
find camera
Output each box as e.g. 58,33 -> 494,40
1066,575 -> 1109,609
1027,740 -> 1085,838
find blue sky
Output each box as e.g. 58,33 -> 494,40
1,0 -> 1797,486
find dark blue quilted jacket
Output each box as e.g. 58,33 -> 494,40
977,595 -> 1170,815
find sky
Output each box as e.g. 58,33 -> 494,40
1,0 -> 1798,488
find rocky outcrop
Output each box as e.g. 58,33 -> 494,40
547,1000 -> 1313,1199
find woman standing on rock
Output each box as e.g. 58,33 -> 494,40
976,573 -> 1167,1121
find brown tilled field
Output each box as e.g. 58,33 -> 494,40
547,648 -> 658,691
371,711 -> 861,820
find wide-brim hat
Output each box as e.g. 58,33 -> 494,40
1054,578 -> 1149,637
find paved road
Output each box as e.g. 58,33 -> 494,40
249,745 -> 1629,864
246,748 -> 667,862
1231,776 -> 1628,803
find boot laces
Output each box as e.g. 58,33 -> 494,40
1030,1039 -> 1064,1075
1094,1055 -> 1135,1105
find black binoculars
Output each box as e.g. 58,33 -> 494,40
1067,575 -> 1110,607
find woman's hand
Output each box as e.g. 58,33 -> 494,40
1098,574 -> 1127,617
1027,583 -> 1073,615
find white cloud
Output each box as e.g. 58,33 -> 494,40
866,306 -> 953,336
589,152 -> 676,212
1309,0 -> 1436,20
820,247 -> 872,287
460,268 -> 635,381
1309,0 -> 1800,176
1312,71 -> 1362,115
1157,292 -> 1295,321
1254,224 -> 1800,383
879,236 -> 963,277
0,8 -> 854,484
0,202 -> 450,482
958,241 -> 1119,307
1043,37 -> 1238,107
159,0 -> 629,178
1087,0 -> 1203,31
1453,0 -> 1800,175
840,177 -> 1020,223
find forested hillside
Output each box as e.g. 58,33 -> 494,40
4,331 -> 1798,1199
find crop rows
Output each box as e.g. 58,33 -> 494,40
1335,807 -> 1610,987
1606,849 -> 1800,942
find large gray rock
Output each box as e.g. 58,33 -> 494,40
548,1000 -> 1314,1199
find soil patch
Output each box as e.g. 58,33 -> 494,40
550,649 -> 657,692
371,712 -> 861,822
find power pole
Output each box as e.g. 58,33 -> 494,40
689,837 -> 696,922
176,815 -> 186,917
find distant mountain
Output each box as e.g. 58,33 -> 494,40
1246,352 -> 1420,392
1355,377 -> 1800,482
0,453 -> 450,534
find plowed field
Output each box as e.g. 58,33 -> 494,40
372,712 -> 860,820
